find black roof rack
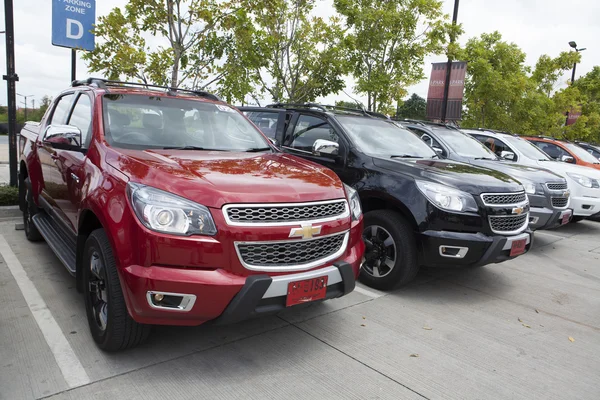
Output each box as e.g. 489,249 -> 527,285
71,77 -> 222,102
266,103 -> 390,120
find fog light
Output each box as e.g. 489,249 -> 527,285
154,293 -> 164,302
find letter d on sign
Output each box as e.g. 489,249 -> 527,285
66,19 -> 84,40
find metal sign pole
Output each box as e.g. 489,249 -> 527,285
3,0 -> 19,187
71,49 -> 76,82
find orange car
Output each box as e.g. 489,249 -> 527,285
525,136 -> 600,171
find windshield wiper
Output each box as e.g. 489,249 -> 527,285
244,147 -> 272,152
161,146 -> 225,151
390,154 -> 423,159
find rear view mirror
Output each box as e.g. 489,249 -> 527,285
43,125 -> 83,151
312,139 -> 339,157
561,155 -> 575,163
500,151 -> 516,161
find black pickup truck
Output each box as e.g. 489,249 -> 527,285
240,104 -> 533,289
396,120 -> 572,230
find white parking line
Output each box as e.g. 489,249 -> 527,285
354,283 -> 385,299
0,235 -> 90,388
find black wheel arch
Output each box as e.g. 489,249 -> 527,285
76,209 -> 104,292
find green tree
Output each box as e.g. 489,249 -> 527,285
334,0 -> 457,112
531,52 -> 581,97
396,93 -> 426,120
458,32 -> 530,130
230,0 -> 349,103
84,0 -> 238,88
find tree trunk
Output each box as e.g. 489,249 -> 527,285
367,92 -> 371,111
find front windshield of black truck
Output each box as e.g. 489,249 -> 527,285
503,135 -> 551,161
336,116 -> 436,158
434,128 -> 497,159
103,94 -> 270,151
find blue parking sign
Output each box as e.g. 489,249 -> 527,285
52,0 -> 96,51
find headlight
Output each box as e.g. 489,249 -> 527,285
566,173 -> 595,188
344,184 -> 362,221
127,183 -> 217,236
520,180 -> 537,195
416,180 -> 478,213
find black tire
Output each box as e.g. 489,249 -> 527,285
360,210 -> 419,290
571,216 -> 585,223
22,178 -> 43,242
83,229 -> 150,351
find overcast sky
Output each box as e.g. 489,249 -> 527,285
1,0 -> 599,108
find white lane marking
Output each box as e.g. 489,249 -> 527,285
0,235 -> 90,388
354,283 -> 385,299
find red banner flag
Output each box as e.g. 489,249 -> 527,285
426,62 -> 467,121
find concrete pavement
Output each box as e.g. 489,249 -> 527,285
0,217 -> 599,399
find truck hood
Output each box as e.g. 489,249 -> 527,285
534,160 -> 600,179
372,157 -> 523,194
469,159 -> 564,184
107,149 -> 345,208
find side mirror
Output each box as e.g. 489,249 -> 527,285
312,139 -> 339,157
561,155 -> 575,163
43,125 -> 83,150
500,151 -> 516,161
432,147 -> 444,157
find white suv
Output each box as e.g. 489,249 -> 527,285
466,130 -> 600,221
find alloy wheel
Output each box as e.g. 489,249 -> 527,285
88,251 -> 108,332
362,224 -> 397,278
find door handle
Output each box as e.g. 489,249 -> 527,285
70,173 -> 80,184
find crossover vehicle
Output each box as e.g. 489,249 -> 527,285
575,142 -> 600,161
18,80 -> 364,351
470,130 -> 600,222
397,121 -> 572,230
525,136 -> 600,170
241,104 -> 533,290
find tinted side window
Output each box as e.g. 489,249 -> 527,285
285,115 -> 339,152
67,94 -> 92,145
587,147 -> 600,159
479,137 -> 507,157
49,94 -> 75,125
532,142 -> 569,160
244,111 -> 279,139
409,128 -> 446,157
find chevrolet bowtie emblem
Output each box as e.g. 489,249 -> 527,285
289,223 -> 322,239
512,207 -> 524,215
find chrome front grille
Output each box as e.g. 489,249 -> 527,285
235,232 -> 349,271
481,192 -> 527,206
551,197 -> 569,208
546,182 -> 568,191
223,200 -> 349,225
489,214 -> 529,234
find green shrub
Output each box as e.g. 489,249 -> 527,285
0,185 -> 19,206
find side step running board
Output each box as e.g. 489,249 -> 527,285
32,213 -> 77,276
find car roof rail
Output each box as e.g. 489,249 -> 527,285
395,118 -> 460,130
266,102 -> 390,119
71,77 -> 222,102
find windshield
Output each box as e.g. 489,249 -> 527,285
103,94 -> 270,151
502,135 -> 551,161
565,143 -> 600,164
435,129 -> 497,159
336,116 -> 436,158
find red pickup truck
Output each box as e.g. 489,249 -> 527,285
18,78 -> 364,351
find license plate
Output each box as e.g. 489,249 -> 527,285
286,276 -> 328,307
561,212 -> 572,225
510,239 -> 527,257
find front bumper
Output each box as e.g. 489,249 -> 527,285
418,229 -> 533,268
120,243 -> 363,326
529,207 -> 572,230
571,196 -> 600,217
